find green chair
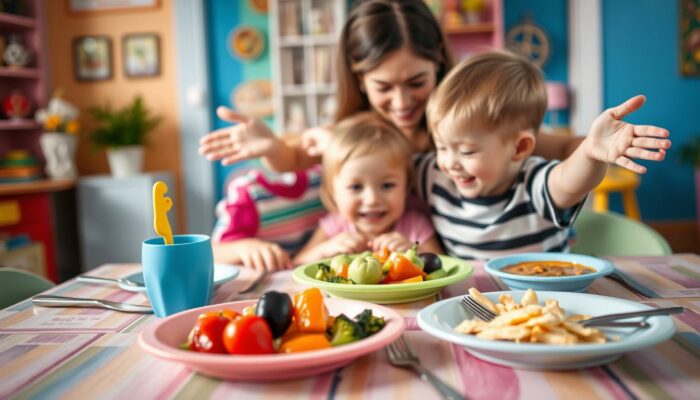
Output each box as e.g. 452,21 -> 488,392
571,209 -> 672,256
0,268 -> 55,309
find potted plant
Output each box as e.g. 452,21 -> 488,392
679,136 -> 700,235
35,89 -> 81,179
88,96 -> 161,178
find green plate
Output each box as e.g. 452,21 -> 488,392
292,256 -> 473,304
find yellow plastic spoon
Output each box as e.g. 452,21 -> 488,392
153,181 -> 174,245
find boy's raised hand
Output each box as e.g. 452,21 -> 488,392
198,107 -> 281,166
586,95 -> 671,173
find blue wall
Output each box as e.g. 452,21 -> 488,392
603,0 -> 698,221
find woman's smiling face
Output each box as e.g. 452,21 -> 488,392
359,47 -> 438,137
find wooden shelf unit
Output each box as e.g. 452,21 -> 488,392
0,1 -> 63,283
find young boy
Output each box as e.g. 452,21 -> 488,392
414,51 -> 671,260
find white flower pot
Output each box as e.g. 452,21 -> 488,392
106,145 -> 144,178
39,132 -> 77,179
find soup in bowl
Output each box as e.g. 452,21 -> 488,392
485,253 -> 614,292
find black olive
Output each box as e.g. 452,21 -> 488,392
255,290 -> 293,338
419,252 -> 442,273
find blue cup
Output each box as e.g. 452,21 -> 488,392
142,234 -> 214,318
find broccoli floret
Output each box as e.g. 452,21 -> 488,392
314,263 -> 335,281
328,276 -> 354,284
355,309 -> 386,335
329,314 -> 365,346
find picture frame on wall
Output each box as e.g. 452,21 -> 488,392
123,33 -> 161,78
68,0 -> 160,14
73,36 -> 113,81
680,0 -> 700,76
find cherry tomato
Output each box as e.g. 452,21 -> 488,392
223,315 -> 275,355
190,314 -> 230,353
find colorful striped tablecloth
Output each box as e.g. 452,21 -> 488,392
1,254 -> 699,399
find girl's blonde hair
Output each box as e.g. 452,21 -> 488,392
335,0 -> 454,125
321,112 -> 413,212
427,51 -> 547,136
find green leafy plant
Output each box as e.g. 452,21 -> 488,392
88,96 -> 161,148
679,136 -> 700,168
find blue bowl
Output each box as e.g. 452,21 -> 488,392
484,252 -> 613,292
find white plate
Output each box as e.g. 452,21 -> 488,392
122,264 -> 240,293
417,291 -> 676,370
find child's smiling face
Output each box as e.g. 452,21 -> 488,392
332,152 -> 408,237
433,116 -> 527,199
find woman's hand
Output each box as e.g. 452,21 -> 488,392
369,232 -> 412,253
198,107 -> 281,165
585,95 -> 671,173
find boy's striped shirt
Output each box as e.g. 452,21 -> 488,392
413,153 -> 583,260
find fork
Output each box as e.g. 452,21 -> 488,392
32,295 -> 153,313
77,275 -> 144,289
459,295 -> 651,328
385,335 -> 465,400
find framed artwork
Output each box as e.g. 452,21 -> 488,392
680,0 -> 700,76
123,33 -> 161,78
73,36 -> 113,81
68,0 -> 159,14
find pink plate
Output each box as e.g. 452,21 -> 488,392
138,298 -> 405,381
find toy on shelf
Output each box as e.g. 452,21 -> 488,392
2,90 -> 31,119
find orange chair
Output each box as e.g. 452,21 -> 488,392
592,166 -> 641,220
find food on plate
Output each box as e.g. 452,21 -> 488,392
501,261 -> 596,277
183,288 -> 386,355
313,244 -> 447,285
455,288 -> 607,345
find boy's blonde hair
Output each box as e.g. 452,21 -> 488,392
321,112 -> 413,212
427,50 -> 547,136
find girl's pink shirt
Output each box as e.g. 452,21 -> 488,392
319,208 -> 435,244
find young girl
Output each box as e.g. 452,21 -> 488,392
293,112 -> 442,265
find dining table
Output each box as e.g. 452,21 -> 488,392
1,254 -> 699,399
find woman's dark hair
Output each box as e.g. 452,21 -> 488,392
335,0 -> 454,123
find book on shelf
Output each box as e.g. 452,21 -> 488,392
280,1 -> 302,36
280,48 -> 295,85
314,47 -> 332,84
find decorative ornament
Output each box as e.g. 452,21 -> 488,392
229,26 -> 265,61
231,80 -> 273,118
506,17 -> 550,68
2,90 -> 31,119
249,0 -> 268,14
3,34 -> 31,68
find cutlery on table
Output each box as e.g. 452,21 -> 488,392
605,270 -> 657,298
385,335 -> 465,400
77,275 -> 144,288
32,295 -> 153,313
460,295 -> 666,328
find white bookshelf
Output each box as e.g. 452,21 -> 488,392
269,0 -> 346,134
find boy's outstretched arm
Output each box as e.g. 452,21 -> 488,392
548,95 -> 671,209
